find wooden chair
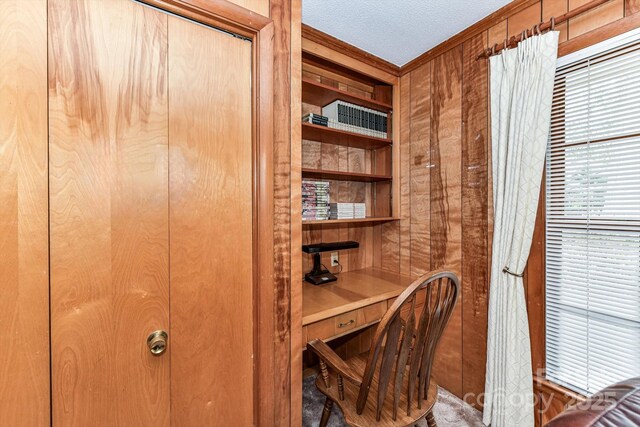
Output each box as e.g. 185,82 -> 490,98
307,270 -> 460,427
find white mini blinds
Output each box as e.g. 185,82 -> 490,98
546,35 -> 640,395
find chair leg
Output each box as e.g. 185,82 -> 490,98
426,410 -> 437,427
319,397 -> 334,427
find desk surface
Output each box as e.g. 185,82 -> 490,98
302,268 -> 414,325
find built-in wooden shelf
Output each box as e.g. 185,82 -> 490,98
302,78 -> 392,111
302,217 -> 398,225
302,168 -> 391,182
302,122 -> 391,150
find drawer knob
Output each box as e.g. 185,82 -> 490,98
338,319 -> 355,328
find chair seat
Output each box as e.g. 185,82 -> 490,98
315,352 -> 438,427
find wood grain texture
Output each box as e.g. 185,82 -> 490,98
568,0 -> 624,38
48,0 -> 170,424
226,0 -> 269,17
396,0 -> 640,410
543,0 -> 569,41
487,19 -> 508,47
409,63 -> 431,277
627,0 -> 640,14
398,74 -> 412,277
302,36 -> 397,84
290,0 -> 303,425
0,1 -> 49,425
302,268 -> 412,325
430,47 -> 463,398
301,24 -> 400,78
559,8 -> 640,56
271,0 -> 294,424
461,33 -> 489,410
168,15 -> 253,426
508,1 -> 542,37
534,377 -> 586,426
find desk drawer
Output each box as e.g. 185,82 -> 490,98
303,301 -> 387,348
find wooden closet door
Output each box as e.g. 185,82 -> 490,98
0,1 -> 49,425
167,16 -> 254,427
48,0 -> 170,425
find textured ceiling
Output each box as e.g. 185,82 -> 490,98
302,0 -> 513,66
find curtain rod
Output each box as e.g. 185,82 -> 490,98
476,0 -> 610,60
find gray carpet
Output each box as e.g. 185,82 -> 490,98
303,375 -> 485,427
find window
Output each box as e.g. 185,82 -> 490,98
546,31 -> 640,395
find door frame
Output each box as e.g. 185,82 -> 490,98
137,1 -> 275,424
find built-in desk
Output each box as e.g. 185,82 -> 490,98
302,268 -> 414,349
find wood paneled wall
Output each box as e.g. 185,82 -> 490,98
383,0 -> 640,412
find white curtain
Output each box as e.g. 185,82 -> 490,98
483,31 -> 559,427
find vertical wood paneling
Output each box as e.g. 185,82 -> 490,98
168,16 -> 253,426
461,33 -> 489,409
0,1 -> 49,425
409,63 -> 431,277
543,0 -> 569,42
568,0 -> 624,38
627,0 -> 640,14
488,19 -> 508,47
397,0 -> 640,411
49,0 -> 170,424
430,46 -> 463,398
508,2 -> 542,37
398,74 -> 412,277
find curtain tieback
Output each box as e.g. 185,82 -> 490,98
503,266 -> 524,277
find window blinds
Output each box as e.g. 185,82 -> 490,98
546,37 -> 640,395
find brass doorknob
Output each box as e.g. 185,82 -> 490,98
147,330 -> 168,356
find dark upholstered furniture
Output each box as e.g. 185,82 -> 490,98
545,377 -> 640,427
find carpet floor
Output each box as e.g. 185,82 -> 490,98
303,375 -> 485,427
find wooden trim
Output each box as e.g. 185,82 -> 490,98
302,38 -> 400,85
391,81 -> 401,220
302,24 -> 400,77
255,21 -> 276,427
302,217 -> 399,225
142,1 -> 275,425
138,0 -> 270,36
535,376 -> 586,402
290,0 -> 303,425
400,0 -> 539,73
302,168 -> 392,182
558,10 -> 640,56
534,376 -> 587,426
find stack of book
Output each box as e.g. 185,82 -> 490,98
329,202 -> 367,220
329,203 -> 354,220
302,113 -> 328,127
322,100 -> 388,139
302,180 -> 330,221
